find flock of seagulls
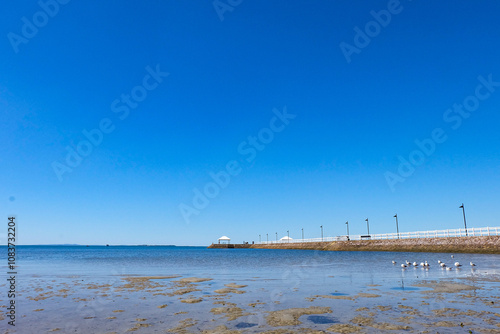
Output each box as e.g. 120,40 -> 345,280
393,255 -> 476,271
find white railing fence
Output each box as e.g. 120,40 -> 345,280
258,226 -> 500,244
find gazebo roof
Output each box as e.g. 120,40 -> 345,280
280,236 -> 293,240
218,236 -> 231,240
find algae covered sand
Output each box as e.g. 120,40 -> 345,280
266,306 -> 332,326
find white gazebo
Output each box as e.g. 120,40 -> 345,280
218,236 -> 231,244
279,236 -> 293,242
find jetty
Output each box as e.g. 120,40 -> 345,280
208,227 -> 500,254
250,236 -> 500,254
208,243 -> 253,249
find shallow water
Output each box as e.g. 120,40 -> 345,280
1,246 -> 499,333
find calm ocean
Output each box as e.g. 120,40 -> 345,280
1,246 -> 499,333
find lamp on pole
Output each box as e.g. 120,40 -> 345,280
266,233 -> 268,243
394,214 -> 399,239
275,232 -> 278,242
365,218 -> 370,235
302,228 -> 304,240
259,234 -> 261,243
320,225 -> 323,242
287,230 -> 290,243
345,221 -> 349,239
459,203 -> 468,236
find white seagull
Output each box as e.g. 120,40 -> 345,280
401,264 -> 407,268
470,262 -> 476,266
440,263 -> 446,268
446,267 -> 453,271
392,261 -> 396,264
438,260 -> 442,264
454,262 -> 462,267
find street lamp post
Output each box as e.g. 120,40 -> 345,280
365,218 -> 370,235
266,233 -> 268,243
394,214 -> 399,239
459,203 -> 468,236
320,225 -> 323,242
345,221 -> 349,239
259,234 -> 261,243
287,230 -> 290,243
302,228 -> 304,240
275,232 -> 278,242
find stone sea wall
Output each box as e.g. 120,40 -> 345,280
248,236 -> 500,254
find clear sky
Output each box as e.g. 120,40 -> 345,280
1,0 -> 500,245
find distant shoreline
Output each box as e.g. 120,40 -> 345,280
209,236 -> 500,254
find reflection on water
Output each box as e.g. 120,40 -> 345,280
307,315 -> 337,324
235,322 -> 258,328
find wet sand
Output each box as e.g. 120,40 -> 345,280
5,269 -> 500,333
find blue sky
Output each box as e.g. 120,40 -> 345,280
1,0 -> 500,245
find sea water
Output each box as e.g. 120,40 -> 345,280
1,246 -> 499,333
